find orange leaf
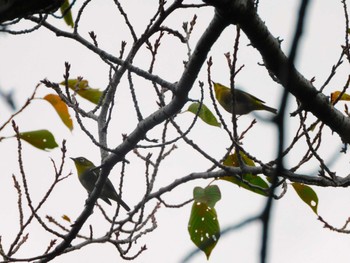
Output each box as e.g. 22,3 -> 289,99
62,214 -> 71,223
330,91 -> 350,104
44,94 -> 73,130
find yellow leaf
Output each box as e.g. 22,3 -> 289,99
62,214 -> 71,223
330,91 -> 350,104
292,182 -> 318,215
60,0 -> 74,28
60,79 -> 102,105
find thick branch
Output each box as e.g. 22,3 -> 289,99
206,0 -> 350,144
41,11 -> 229,262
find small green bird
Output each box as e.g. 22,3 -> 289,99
71,157 -> 130,211
212,82 -> 277,115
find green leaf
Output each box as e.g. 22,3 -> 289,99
292,182 -> 318,214
220,152 -> 269,196
19,130 -> 59,151
193,185 -> 221,208
60,79 -> 102,105
43,94 -> 73,131
60,0 -> 74,28
221,173 -> 269,196
187,102 -> 221,127
188,200 -> 220,259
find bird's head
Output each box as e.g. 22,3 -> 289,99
70,157 -> 95,175
212,81 -> 227,98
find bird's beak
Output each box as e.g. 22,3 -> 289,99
70,157 -> 75,161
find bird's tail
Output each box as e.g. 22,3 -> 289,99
262,105 -> 277,114
111,194 -> 131,211
118,198 -> 131,211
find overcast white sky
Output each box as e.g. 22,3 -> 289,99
1,1 -> 350,263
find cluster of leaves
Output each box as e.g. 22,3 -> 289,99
1,0 -> 350,262
0,78 -> 101,150
187,150 -> 318,257
0,0 -> 80,150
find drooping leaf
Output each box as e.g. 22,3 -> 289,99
331,91 -> 350,104
19,130 -> 58,150
187,102 -> 221,127
188,193 -> 220,259
43,94 -> 73,130
220,151 -> 269,196
193,185 -> 221,208
292,182 -> 318,214
60,79 -> 102,105
60,0 -> 74,27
